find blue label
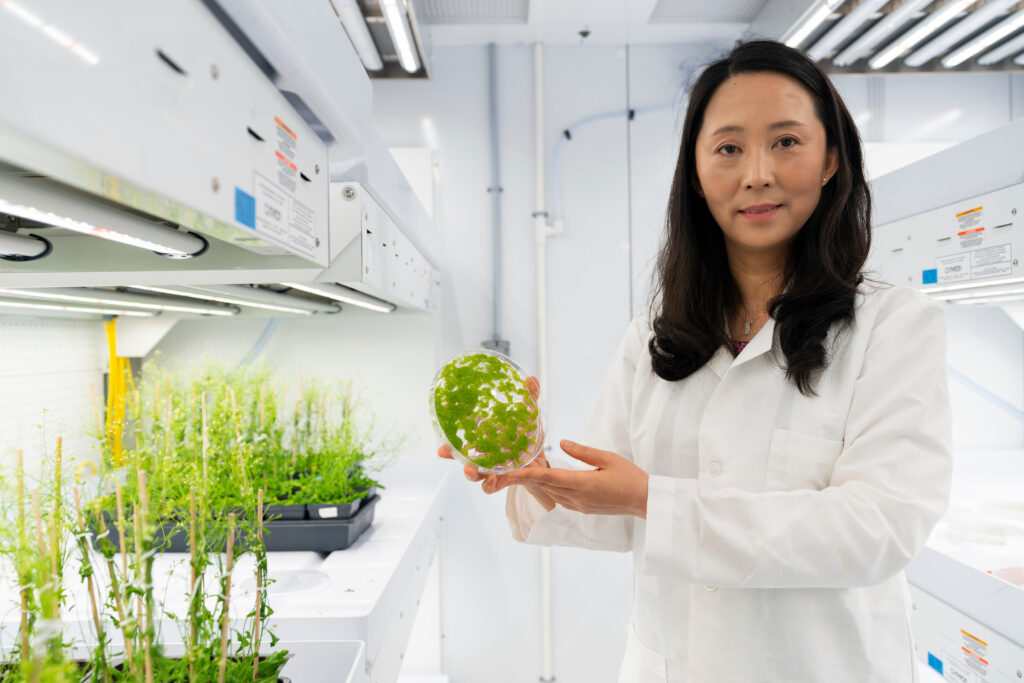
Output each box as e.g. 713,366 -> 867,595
927,652 -> 943,674
235,187 -> 256,229
922,268 -> 938,285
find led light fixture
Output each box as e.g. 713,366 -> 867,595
130,285 -> 339,316
783,0 -> 847,49
0,287 -> 238,316
380,0 -> 420,72
942,8 -> 1024,67
976,29 -> 1024,64
905,0 -> 1017,66
0,171 -> 208,258
330,0 -> 383,71
869,0 -> 979,69
922,275 -> 1024,295
0,231 -> 51,261
834,0 -> 936,66
0,296 -> 156,317
807,0 -> 892,61
282,282 -> 396,313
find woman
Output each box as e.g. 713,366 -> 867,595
440,40 -> 952,682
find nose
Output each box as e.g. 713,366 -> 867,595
743,145 -> 774,189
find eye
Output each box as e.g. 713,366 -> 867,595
717,144 -> 740,156
777,136 -> 799,149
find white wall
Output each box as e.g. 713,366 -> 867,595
373,45 -> 1024,683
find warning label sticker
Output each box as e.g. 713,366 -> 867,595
956,206 -> 985,248
936,243 -> 1012,284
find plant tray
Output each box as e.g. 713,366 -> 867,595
93,496 -> 379,554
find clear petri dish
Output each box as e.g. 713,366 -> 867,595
429,348 -> 544,474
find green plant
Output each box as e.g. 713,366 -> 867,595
433,352 -> 540,469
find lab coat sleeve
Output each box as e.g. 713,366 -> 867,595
504,315 -> 644,552
642,290 -> 953,588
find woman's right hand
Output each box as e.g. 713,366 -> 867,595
436,375 -> 556,512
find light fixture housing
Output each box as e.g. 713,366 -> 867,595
0,171 -> 208,258
868,0 -> 979,69
941,8 -> 1024,67
130,284 -> 340,316
330,0 -> 383,71
807,0 -> 892,61
904,0 -> 1017,66
0,295 -> 157,317
0,287 -> 239,316
976,29 -> 1024,64
380,0 -> 421,73
833,0 -> 936,66
282,282 -> 397,313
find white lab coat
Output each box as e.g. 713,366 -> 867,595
506,283 -> 953,682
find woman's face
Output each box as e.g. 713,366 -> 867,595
694,71 -> 838,264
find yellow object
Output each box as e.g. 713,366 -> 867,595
104,319 -> 129,466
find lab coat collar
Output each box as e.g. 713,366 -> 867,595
708,317 -> 776,378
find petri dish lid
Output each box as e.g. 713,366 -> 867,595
429,348 -> 544,474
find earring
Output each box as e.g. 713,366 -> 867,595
822,177 -> 828,185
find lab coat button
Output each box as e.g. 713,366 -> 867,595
707,461 -> 722,477
703,584 -> 718,592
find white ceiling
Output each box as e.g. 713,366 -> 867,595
416,0 -> 766,45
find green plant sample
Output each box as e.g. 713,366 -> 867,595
433,352 -> 540,469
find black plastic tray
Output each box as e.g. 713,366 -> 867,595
92,496 -> 378,554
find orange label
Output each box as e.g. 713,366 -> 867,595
961,646 -> 989,666
956,206 -> 983,218
274,116 -> 296,140
957,227 -> 985,237
275,150 -> 297,172
961,630 -> 988,647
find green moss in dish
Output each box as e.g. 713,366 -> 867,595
433,353 -> 539,469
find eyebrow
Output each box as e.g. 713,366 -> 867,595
710,120 -> 807,136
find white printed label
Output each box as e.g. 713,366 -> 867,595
317,507 -> 338,519
936,243 -> 1012,284
936,253 -> 971,284
253,172 -> 318,260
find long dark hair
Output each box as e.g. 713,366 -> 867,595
649,40 -> 871,396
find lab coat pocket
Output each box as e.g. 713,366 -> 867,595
765,428 -> 843,491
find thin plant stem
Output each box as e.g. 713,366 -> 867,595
137,470 -> 154,683
252,489 -> 264,680
95,508 -> 135,673
74,488 -> 111,683
218,513 -> 236,683
188,487 -> 197,683
17,449 -> 28,662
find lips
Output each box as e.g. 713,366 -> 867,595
739,204 -> 782,214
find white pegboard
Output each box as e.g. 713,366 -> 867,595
0,317 -> 106,481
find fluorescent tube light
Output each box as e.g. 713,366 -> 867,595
942,8 -> 1024,67
0,287 -> 239,316
330,0 -> 383,71
282,282 -> 396,313
130,285 -> 339,316
808,0 -> 892,60
834,0 -> 936,66
976,29 -> 1024,64
0,296 -> 156,317
905,0 -> 1017,66
0,172 -> 207,258
1016,51 -> 1024,65
783,0 -> 846,49
380,0 -> 420,73
869,0 -> 979,69
0,231 -> 50,260
922,275 -> 1024,294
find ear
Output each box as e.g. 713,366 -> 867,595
823,146 -> 839,185
690,173 -> 705,198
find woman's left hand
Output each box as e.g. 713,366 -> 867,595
499,439 -> 649,518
